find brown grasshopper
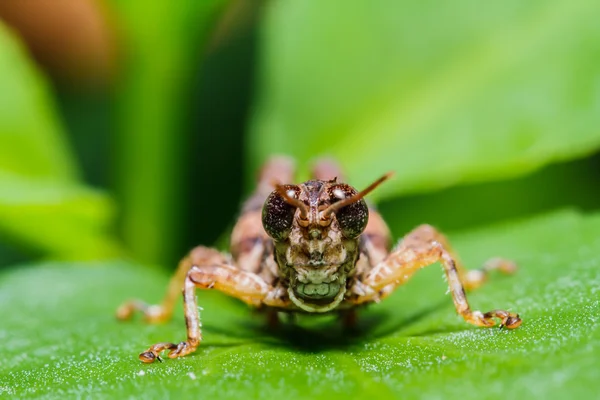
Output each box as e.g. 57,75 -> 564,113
117,156 -> 521,363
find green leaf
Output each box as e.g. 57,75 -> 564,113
0,25 -> 74,180
379,154 -> 600,237
1,210 -> 598,398
250,0 -> 600,199
0,23 -> 120,260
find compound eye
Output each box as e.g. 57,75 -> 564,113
328,184 -> 369,239
262,185 -> 301,240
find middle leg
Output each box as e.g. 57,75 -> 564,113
358,225 -> 521,329
401,224 -> 517,290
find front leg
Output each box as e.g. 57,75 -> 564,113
116,246 -> 228,323
139,264 -> 289,363
358,225 -> 522,329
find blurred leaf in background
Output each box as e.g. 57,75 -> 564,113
108,0 -> 230,266
0,0 -> 116,88
250,0 -> 600,200
0,0 -> 240,267
0,22 -> 119,264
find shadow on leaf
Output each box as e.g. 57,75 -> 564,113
202,300 -> 450,352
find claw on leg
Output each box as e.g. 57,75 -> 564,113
465,309 -> 522,329
486,310 -> 522,329
139,342 -> 176,363
138,341 -> 198,364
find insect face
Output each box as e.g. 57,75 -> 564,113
262,174 -> 391,312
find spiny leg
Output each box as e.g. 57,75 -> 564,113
139,264 -> 289,363
361,224 -> 521,329
116,246 -> 228,323
400,224 -> 517,291
139,274 -> 203,363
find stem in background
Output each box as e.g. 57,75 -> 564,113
112,0 -> 228,265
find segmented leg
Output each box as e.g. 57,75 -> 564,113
139,263 -> 290,363
357,224 -> 521,329
413,225 -> 517,290
116,247 -> 227,323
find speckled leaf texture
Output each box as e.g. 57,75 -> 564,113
1,210 -> 598,399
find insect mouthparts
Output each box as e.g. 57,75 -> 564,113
309,229 -> 321,239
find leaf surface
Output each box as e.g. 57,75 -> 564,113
1,210 -> 598,398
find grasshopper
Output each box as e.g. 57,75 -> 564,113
117,156 -> 521,363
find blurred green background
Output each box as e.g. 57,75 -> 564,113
1,0 -> 599,269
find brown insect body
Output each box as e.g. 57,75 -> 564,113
117,156 -> 522,363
